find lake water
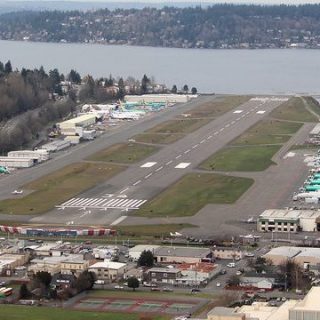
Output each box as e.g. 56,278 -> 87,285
1,40 -> 320,94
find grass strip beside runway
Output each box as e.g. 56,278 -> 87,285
200,145 -> 281,171
133,133 -> 184,144
0,162 -> 123,215
270,96 -> 320,122
136,173 -> 253,217
231,119 -> 303,145
0,305 -> 167,320
86,142 -> 159,163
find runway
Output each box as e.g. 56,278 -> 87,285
30,96 -> 289,226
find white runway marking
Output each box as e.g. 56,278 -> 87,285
166,160 -> 173,165
192,144 -> 198,149
176,154 -> 182,159
119,188 -> 129,194
220,128 -> 224,132
257,110 -> 266,114
213,132 -> 218,135
175,162 -> 191,169
111,216 -> 128,226
184,149 -> 191,154
56,197 -> 147,210
145,172 -> 153,179
225,124 -> 230,128
231,121 -> 235,124
233,110 -> 243,114
132,180 -> 141,186
155,166 -> 163,172
141,162 -> 157,168
200,139 -> 206,144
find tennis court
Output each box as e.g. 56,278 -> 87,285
73,297 -> 197,315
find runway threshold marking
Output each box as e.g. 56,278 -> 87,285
175,162 -> 191,169
56,197 -> 147,210
233,110 -> 243,114
141,162 -> 157,168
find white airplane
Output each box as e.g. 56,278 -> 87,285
170,232 -> 183,237
12,190 -> 23,195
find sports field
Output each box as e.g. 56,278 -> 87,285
74,297 -> 197,316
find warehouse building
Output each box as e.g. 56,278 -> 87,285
309,123 -> 320,138
88,261 -> 127,281
257,209 -> 320,233
0,157 -> 34,168
57,114 -> 97,136
124,94 -> 193,104
41,139 -> 71,152
7,150 -> 49,163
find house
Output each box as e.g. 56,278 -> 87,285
88,261 -> 126,282
146,267 -> 181,284
60,255 -> 91,276
240,272 -> 279,290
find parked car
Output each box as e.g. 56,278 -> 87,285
216,282 -> 221,287
151,287 -> 161,291
220,269 -> 227,275
114,285 -> 124,290
227,262 -> 236,268
163,287 -> 173,292
236,271 -> 242,276
191,288 -> 201,293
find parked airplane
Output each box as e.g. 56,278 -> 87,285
0,166 -> 10,174
12,190 -> 23,195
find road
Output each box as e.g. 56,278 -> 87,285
28,97 -> 288,226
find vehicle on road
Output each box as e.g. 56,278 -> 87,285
220,269 -> 227,275
216,282 -> 221,287
227,262 -> 236,268
191,288 -> 201,293
163,287 -> 173,292
151,287 -> 161,291
114,285 -> 124,290
244,252 -> 255,257
236,271 -> 242,276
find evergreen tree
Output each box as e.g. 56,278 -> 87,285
191,87 -> 197,94
127,276 -> 139,291
4,60 -> 12,74
138,250 -> 154,268
171,85 -> 177,94
141,74 -> 150,94
182,84 -> 189,93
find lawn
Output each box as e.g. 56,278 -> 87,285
115,223 -> 196,237
303,96 -> 320,118
136,173 -> 253,217
133,133 -> 184,145
0,305 -> 167,320
146,118 -> 212,134
186,95 -> 251,118
231,119 -> 303,145
200,145 -> 281,171
0,162 -> 123,215
270,97 -> 319,122
86,143 -> 159,163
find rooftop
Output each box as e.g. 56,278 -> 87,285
177,262 -> 216,273
148,267 -> 180,274
58,114 -> 97,126
154,246 -> 210,258
89,261 -> 126,270
259,209 -> 320,220
291,286 -> 320,311
263,246 -> 301,258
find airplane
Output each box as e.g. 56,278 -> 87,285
11,190 -> 23,195
170,232 -> 183,237
242,217 -> 256,224
0,166 -> 10,174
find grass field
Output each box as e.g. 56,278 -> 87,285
136,173 -> 253,217
271,97 -> 319,122
133,133 -> 184,144
200,145 -> 281,171
116,223 -> 196,237
303,96 -> 320,118
185,95 -> 251,118
86,143 -> 159,163
0,162 -> 123,215
231,119 -> 303,145
146,118 -> 212,134
0,305 -> 168,320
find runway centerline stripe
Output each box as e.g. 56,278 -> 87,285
166,160 -> 173,165
155,166 -> 163,172
176,154 -> 182,159
144,173 -> 153,179
133,180 -> 141,186
184,149 -> 191,154
119,187 -> 129,194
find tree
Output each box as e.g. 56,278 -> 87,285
35,271 -> 52,288
4,60 -> 12,74
138,250 -> 154,268
68,69 -> 81,84
141,74 -> 150,94
182,84 -> 189,93
171,85 -> 177,94
127,276 -> 140,291
74,271 -> 96,293
191,87 -> 197,94
49,68 -> 61,87
19,283 -> 31,299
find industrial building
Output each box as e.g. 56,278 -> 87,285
88,261 -> 127,281
7,150 -> 50,163
57,114 -> 97,136
257,209 -> 320,233
309,123 -> 320,138
40,139 -> 71,152
206,287 -> 320,320
124,94 -> 193,104
0,157 -> 34,168
263,246 -> 320,269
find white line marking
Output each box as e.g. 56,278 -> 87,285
220,128 -> 224,132
155,166 -> 163,172
200,139 -> 206,144
192,144 -> 198,149
208,135 -> 213,139
145,173 -> 153,179
225,124 -> 230,128
246,111 -> 250,115
141,162 -> 157,168
120,187 -> 129,194
132,200 -> 147,207
213,132 -> 218,135
236,117 -> 241,121
184,149 -> 191,154
175,162 -> 191,169
133,180 -> 141,186
231,121 -> 235,124
176,154 -> 182,159
111,216 -> 128,226
166,160 -> 173,165
233,110 -> 243,114
257,110 -> 266,114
